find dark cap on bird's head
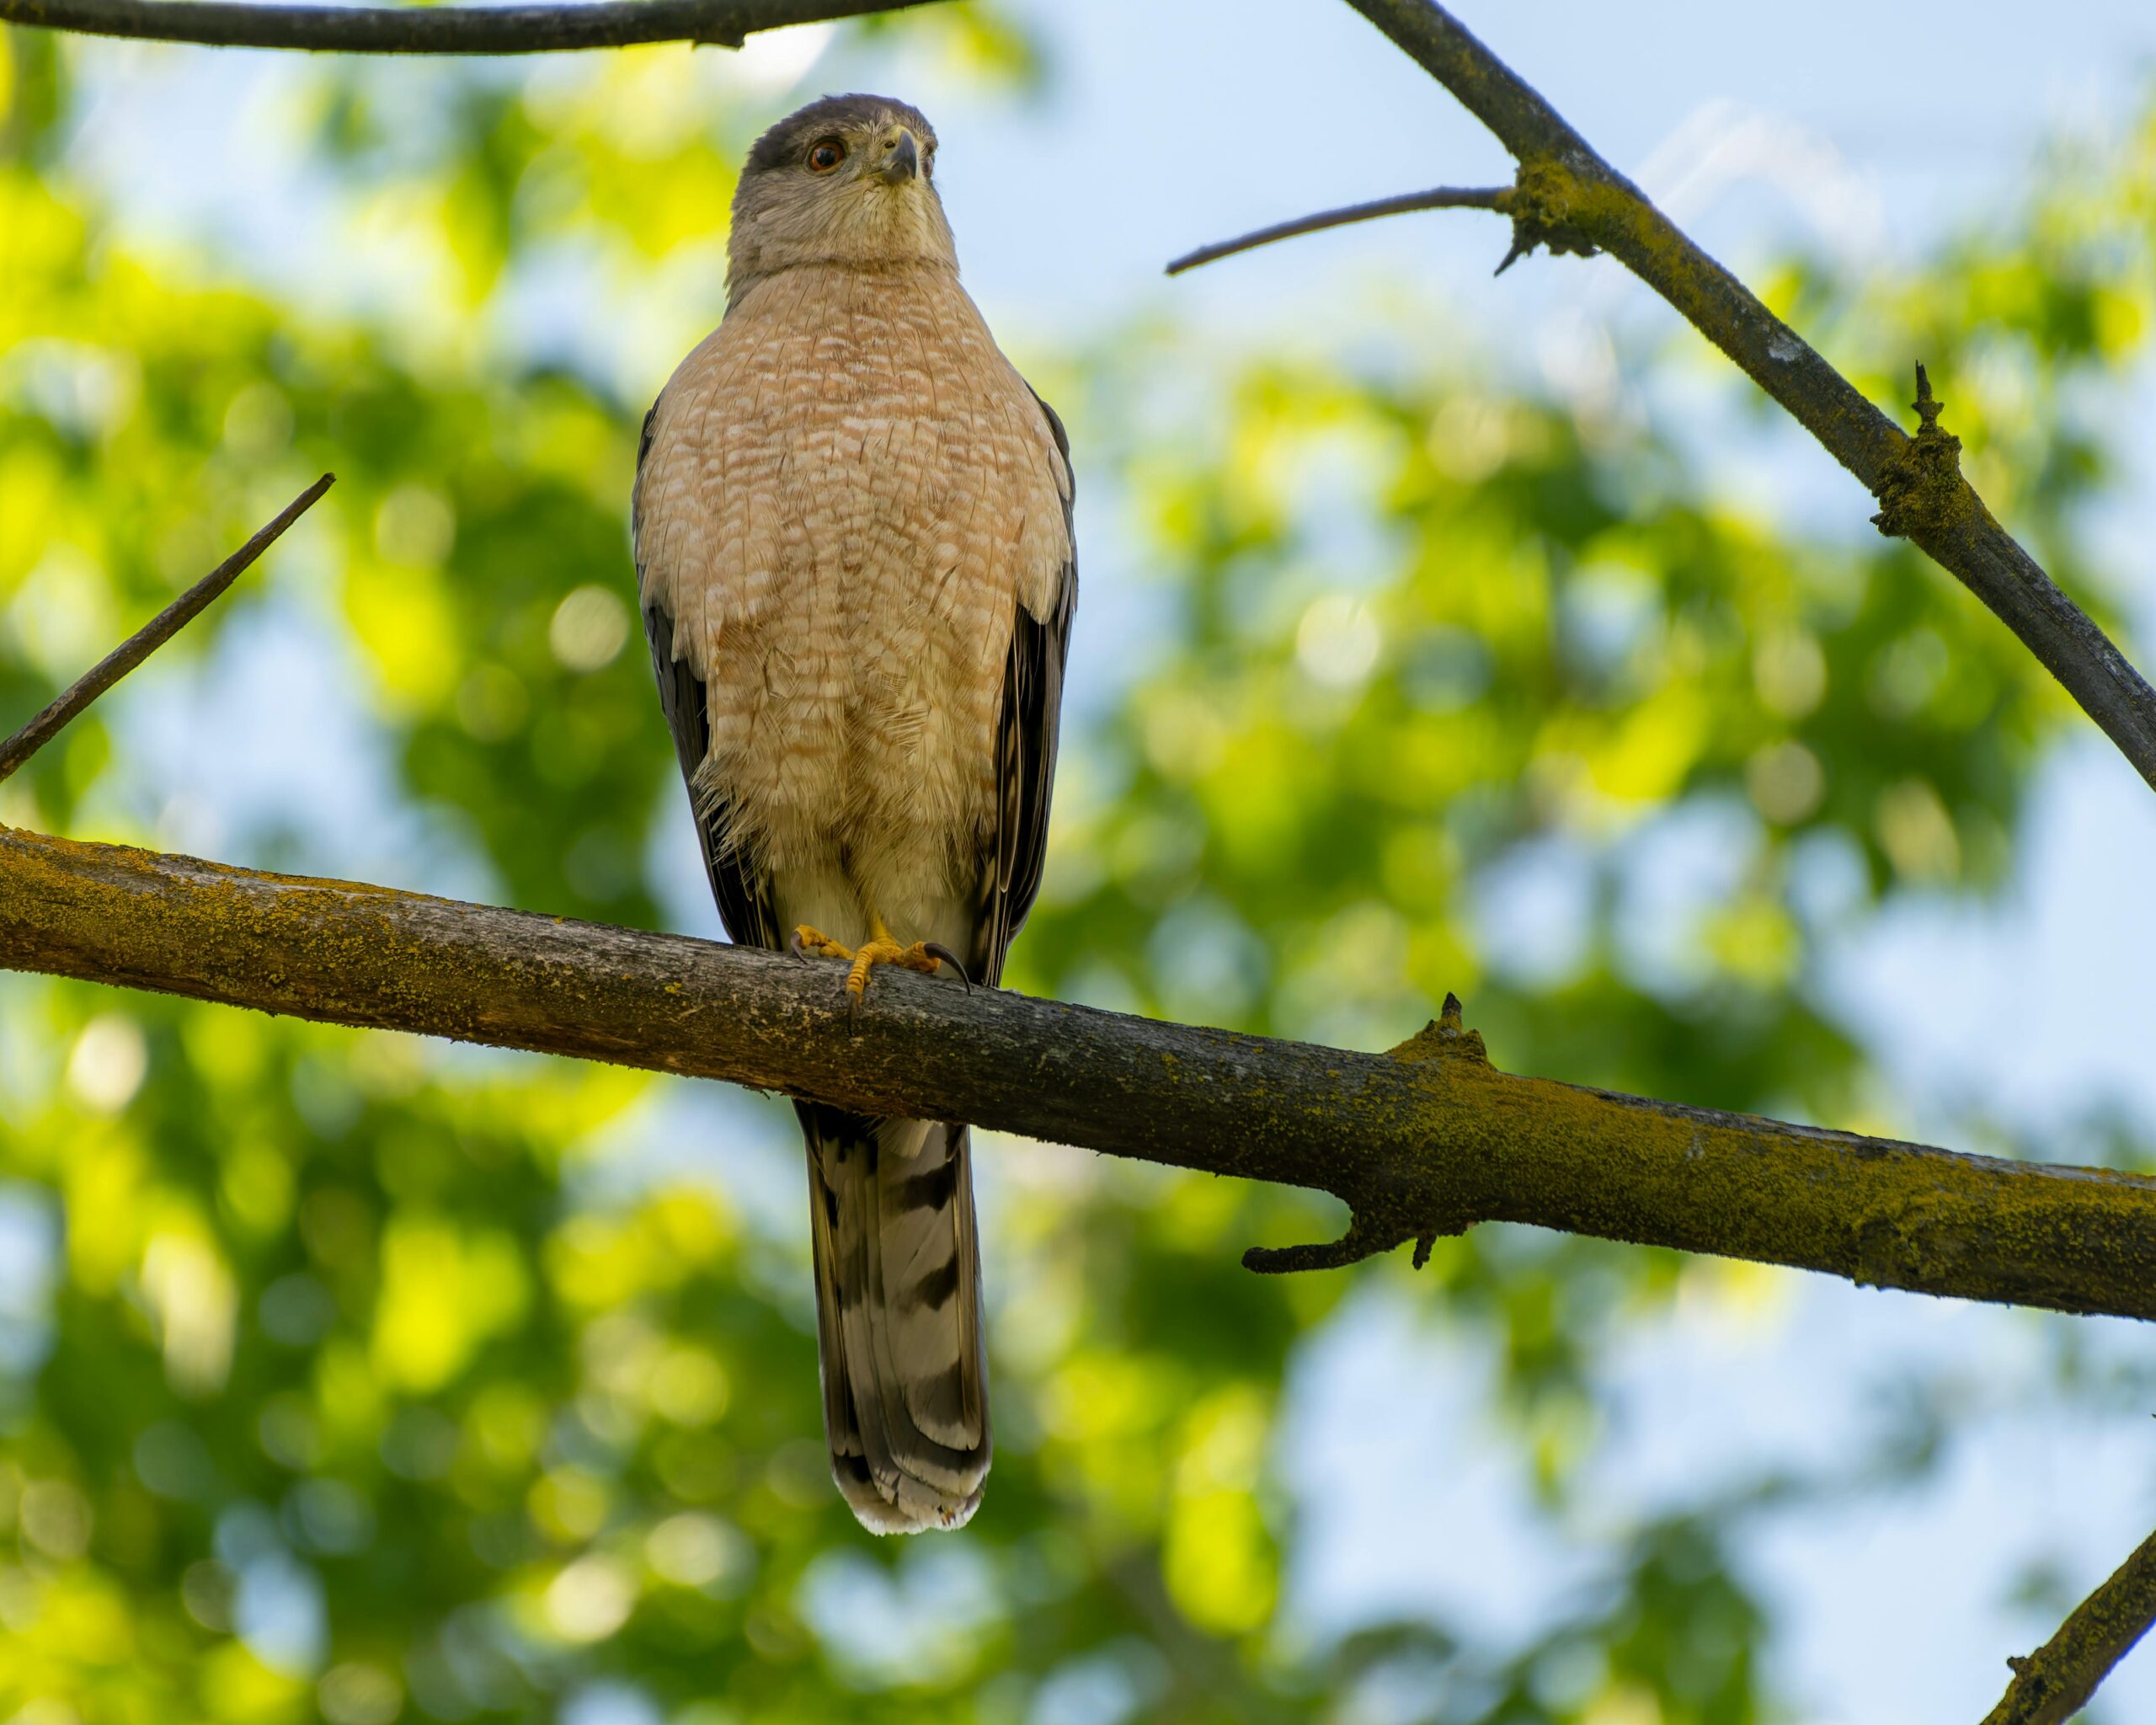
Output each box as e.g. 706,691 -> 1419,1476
744,93 -> 937,179
727,93 -> 953,298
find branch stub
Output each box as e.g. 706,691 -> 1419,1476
1870,361 -> 1979,541
1390,989 -> 1490,1065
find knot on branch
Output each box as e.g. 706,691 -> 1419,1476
1870,362 -> 1977,541
1390,991 -> 1489,1066
1496,158 -> 1606,275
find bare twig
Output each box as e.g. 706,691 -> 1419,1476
1185,0 -> 2156,794
0,0 -> 923,53
1982,1525 -> 2156,1725
1165,185 -> 1511,276
0,476 -> 332,785
3,824 -> 2155,1321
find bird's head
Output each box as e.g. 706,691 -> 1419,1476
727,93 -> 953,296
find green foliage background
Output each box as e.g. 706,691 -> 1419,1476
2,12 -> 2154,1723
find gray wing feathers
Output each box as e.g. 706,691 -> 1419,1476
635,403 -> 778,951
974,389 -> 1078,987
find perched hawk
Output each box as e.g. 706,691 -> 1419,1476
632,94 -> 1076,1533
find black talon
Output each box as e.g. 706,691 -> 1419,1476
789,929 -> 812,963
922,943 -> 973,992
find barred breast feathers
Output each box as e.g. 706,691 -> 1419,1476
634,261 -> 1070,879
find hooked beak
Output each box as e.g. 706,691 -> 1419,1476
876,128 -> 920,185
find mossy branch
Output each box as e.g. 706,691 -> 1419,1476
1291,0 -> 2156,794
1982,1525 -> 2156,1725
3,823 -> 2154,1321
1870,360 -> 1979,538
0,0 -> 924,54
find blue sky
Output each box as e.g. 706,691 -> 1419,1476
34,1 -> 2156,1718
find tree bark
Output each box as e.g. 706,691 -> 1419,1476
3,821 -> 2152,1321
1982,1525 -> 2156,1725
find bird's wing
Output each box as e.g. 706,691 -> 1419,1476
633,400 -> 779,951
971,388 -> 1077,988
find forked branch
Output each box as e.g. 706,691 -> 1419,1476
1168,0 -> 2156,794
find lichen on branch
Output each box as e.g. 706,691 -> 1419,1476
1870,362 -> 1983,541
4,823 -> 2154,1325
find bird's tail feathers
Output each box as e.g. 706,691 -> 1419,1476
799,1103 -> 990,1533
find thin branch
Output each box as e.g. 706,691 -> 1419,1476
3,822 -> 2153,1321
1165,185 -> 1511,277
0,476 -> 331,785
1982,1525 -> 2156,1725
0,0 -> 924,54
1310,0 -> 2156,794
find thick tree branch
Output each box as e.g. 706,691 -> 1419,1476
1282,0 -> 2156,793
2,822 -> 2153,1320
1982,1525 -> 2156,1725
0,0 -> 922,54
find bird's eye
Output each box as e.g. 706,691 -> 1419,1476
808,140 -> 846,173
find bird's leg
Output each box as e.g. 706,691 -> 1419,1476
791,911 -> 970,1025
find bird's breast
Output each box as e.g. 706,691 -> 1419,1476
641,263 -> 1065,892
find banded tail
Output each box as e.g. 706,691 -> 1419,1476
798,1103 -> 990,1532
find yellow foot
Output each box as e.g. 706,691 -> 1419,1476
791,926 -> 855,963
790,919 -> 971,1025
